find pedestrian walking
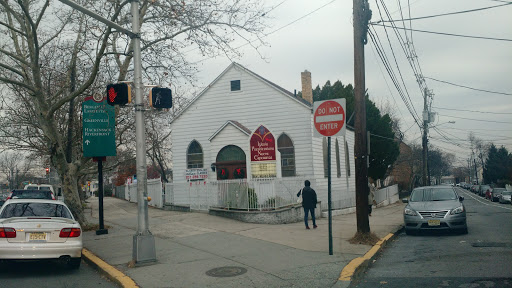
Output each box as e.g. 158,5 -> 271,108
368,183 -> 376,216
297,180 -> 317,229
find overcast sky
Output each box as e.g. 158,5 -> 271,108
185,0 -> 512,167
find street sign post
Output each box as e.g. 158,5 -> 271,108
82,94 -> 116,158
313,98 -> 346,255
82,94 -> 115,235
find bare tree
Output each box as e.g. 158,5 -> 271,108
0,0 -> 269,224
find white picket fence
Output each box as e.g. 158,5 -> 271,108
374,184 -> 399,207
165,177 -> 306,211
120,178 -> 164,208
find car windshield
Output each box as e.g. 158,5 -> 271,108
481,185 -> 490,190
0,202 -> 73,219
11,190 -> 52,199
410,188 -> 457,202
39,186 -> 51,191
502,191 -> 512,196
25,186 -> 39,190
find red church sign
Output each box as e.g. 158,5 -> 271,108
250,125 -> 276,161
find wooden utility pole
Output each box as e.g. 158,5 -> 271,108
353,0 -> 371,233
422,88 -> 428,186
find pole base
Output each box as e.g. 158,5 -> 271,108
133,234 -> 156,264
96,229 -> 108,235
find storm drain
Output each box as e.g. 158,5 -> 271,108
206,266 -> 248,277
471,242 -> 509,248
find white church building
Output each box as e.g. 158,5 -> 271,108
168,63 -> 356,213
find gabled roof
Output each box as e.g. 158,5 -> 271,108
170,62 -> 312,124
208,120 -> 252,141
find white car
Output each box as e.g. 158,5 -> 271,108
0,199 -> 82,269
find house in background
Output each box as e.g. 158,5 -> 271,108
168,63 -> 356,213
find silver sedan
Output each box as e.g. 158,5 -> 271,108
0,199 -> 82,269
403,186 -> 467,235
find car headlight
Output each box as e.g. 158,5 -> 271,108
404,207 -> 417,216
450,206 -> 464,215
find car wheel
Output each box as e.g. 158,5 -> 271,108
68,257 -> 81,269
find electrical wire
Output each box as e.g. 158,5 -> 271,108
371,23 -> 512,42
425,77 -> 512,95
432,106 -> 512,114
371,3 -> 512,23
437,114 -> 512,124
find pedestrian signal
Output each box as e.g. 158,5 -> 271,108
106,83 -> 131,106
149,87 -> 172,109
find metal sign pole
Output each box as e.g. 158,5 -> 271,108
328,136 -> 333,255
96,158 -> 108,235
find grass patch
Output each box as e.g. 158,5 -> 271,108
348,231 -> 380,246
82,223 -> 111,231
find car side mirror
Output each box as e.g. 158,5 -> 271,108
402,198 -> 409,203
459,196 -> 464,201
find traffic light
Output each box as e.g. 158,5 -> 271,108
149,87 -> 172,109
106,83 -> 131,106
45,168 -> 50,175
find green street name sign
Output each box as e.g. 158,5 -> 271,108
82,95 -> 116,158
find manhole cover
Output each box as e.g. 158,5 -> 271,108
206,266 -> 247,277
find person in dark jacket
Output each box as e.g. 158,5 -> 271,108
297,180 -> 318,229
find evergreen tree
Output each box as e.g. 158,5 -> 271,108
483,144 -> 512,185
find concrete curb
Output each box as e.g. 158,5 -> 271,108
335,226 -> 404,287
82,248 -> 139,288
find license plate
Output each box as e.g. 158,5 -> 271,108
427,220 -> 441,226
29,232 -> 47,241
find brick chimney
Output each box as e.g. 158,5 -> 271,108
301,70 -> 313,104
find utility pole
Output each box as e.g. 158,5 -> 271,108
353,0 -> 371,234
422,88 -> 428,186
474,158 -> 479,185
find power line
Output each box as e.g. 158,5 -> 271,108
437,113 -> 512,124
425,77 -> 512,95
371,23 -> 512,42
372,3 -> 512,23
432,106 -> 512,114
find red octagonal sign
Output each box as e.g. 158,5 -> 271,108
314,99 -> 346,137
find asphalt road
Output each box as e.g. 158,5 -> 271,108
352,187 -> 512,288
0,259 -> 119,288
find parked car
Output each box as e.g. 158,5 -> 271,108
498,191 -> 511,204
479,185 -> 491,197
403,186 -> 467,235
491,188 -> 506,202
6,189 -> 55,200
471,185 -> 480,194
0,199 -> 82,269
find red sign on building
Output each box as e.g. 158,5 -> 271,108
250,125 -> 276,161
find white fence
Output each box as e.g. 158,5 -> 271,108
374,184 -> 399,207
165,177 -> 305,211
120,178 -> 164,208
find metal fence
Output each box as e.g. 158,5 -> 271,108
164,177 -> 305,211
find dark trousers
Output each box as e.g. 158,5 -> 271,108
303,207 -> 316,227
368,205 -> 373,215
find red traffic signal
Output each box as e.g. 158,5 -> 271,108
149,87 -> 172,109
107,83 -> 131,106
45,168 -> 50,174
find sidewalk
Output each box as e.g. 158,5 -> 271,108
82,197 -> 405,288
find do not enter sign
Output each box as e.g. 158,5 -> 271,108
313,99 -> 346,137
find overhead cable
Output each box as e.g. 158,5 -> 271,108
425,77 -> 512,95
371,23 -> 512,42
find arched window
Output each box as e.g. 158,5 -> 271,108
216,145 -> 245,162
323,138 -> 328,178
278,133 -> 296,177
336,139 -> 341,178
187,140 -> 203,168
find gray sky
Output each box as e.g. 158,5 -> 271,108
186,0 -> 512,167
